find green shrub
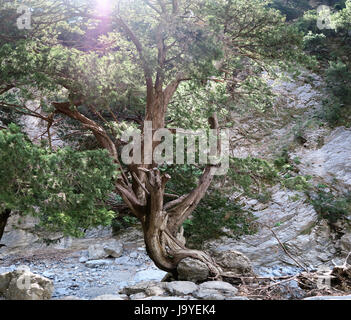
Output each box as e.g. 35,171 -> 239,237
310,187 -> 351,225
162,164 -> 258,248
183,190 -> 257,248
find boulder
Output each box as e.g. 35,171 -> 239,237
0,267 -> 53,300
199,281 -> 238,294
194,289 -> 226,300
166,281 -> 198,296
177,258 -> 210,282
134,269 -> 167,282
103,240 -> 123,258
212,250 -> 253,275
194,281 -> 238,300
88,244 -> 108,260
87,239 -> 123,260
120,281 -> 167,295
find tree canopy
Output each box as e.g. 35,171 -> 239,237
0,0 -> 314,275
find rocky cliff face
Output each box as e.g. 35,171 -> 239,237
207,70 -> 351,275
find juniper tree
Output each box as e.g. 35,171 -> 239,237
0,0 -> 306,277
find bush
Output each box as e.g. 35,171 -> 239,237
162,164 -> 258,248
319,61 -> 351,126
0,124 -> 117,237
183,190 -> 257,248
310,187 -> 351,225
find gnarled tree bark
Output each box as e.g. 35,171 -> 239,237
0,209 -> 11,243
52,99 -> 223,279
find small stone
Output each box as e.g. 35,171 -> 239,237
42,271 -> 54,279
93,294 -> 124,300
145,286 -> 165,297
115,256 -> 132,265
166,281 -> 198,296
120,281 -> 165,295
85,259 -> 113,268
130,292 -> 147,300
199,281 -> 238,294
79,256 -> 88,263
194,289 -> 225,300
134,269 -> 167,282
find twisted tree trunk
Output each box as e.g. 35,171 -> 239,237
52,88 -> 223,279
139,167 -> 223,278
0,209 -> 11,243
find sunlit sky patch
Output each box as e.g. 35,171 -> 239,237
95,0 -> 112,15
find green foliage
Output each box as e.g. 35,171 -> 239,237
0,0 -> 325,245
281,175 -> 312,191
167,81 -> 229,130
326,61 -> 351,105
310,186 -> 351,225
269,0 -> 311,20
111,215 -> 139,233
319,61 -> 351,126
162,164 -> 257,247
0,125 -> 118,237
303,32 -> 328,56
184,190 -> 257,248
227,157 -> 279,199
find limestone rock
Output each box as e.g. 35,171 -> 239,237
145,286 -> 166,296
120,281 -> 167,295
93,294 -> 124,300
88,239 -> 123,260
85,259 -> 113,268
88,244 -> 108,260
205,187 -> 335,268
299,127 -> 351,190
0,268 -> 53,300
338,234 -> 351,254
130,292 -> 147,300
194,289 -> 225,300
199,281 -> 238,294
166,281 -> 198,296
212,250 -> 253,275
103,239 -> 123,258
177,258 -> 210,282
134,269 -> 167,282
